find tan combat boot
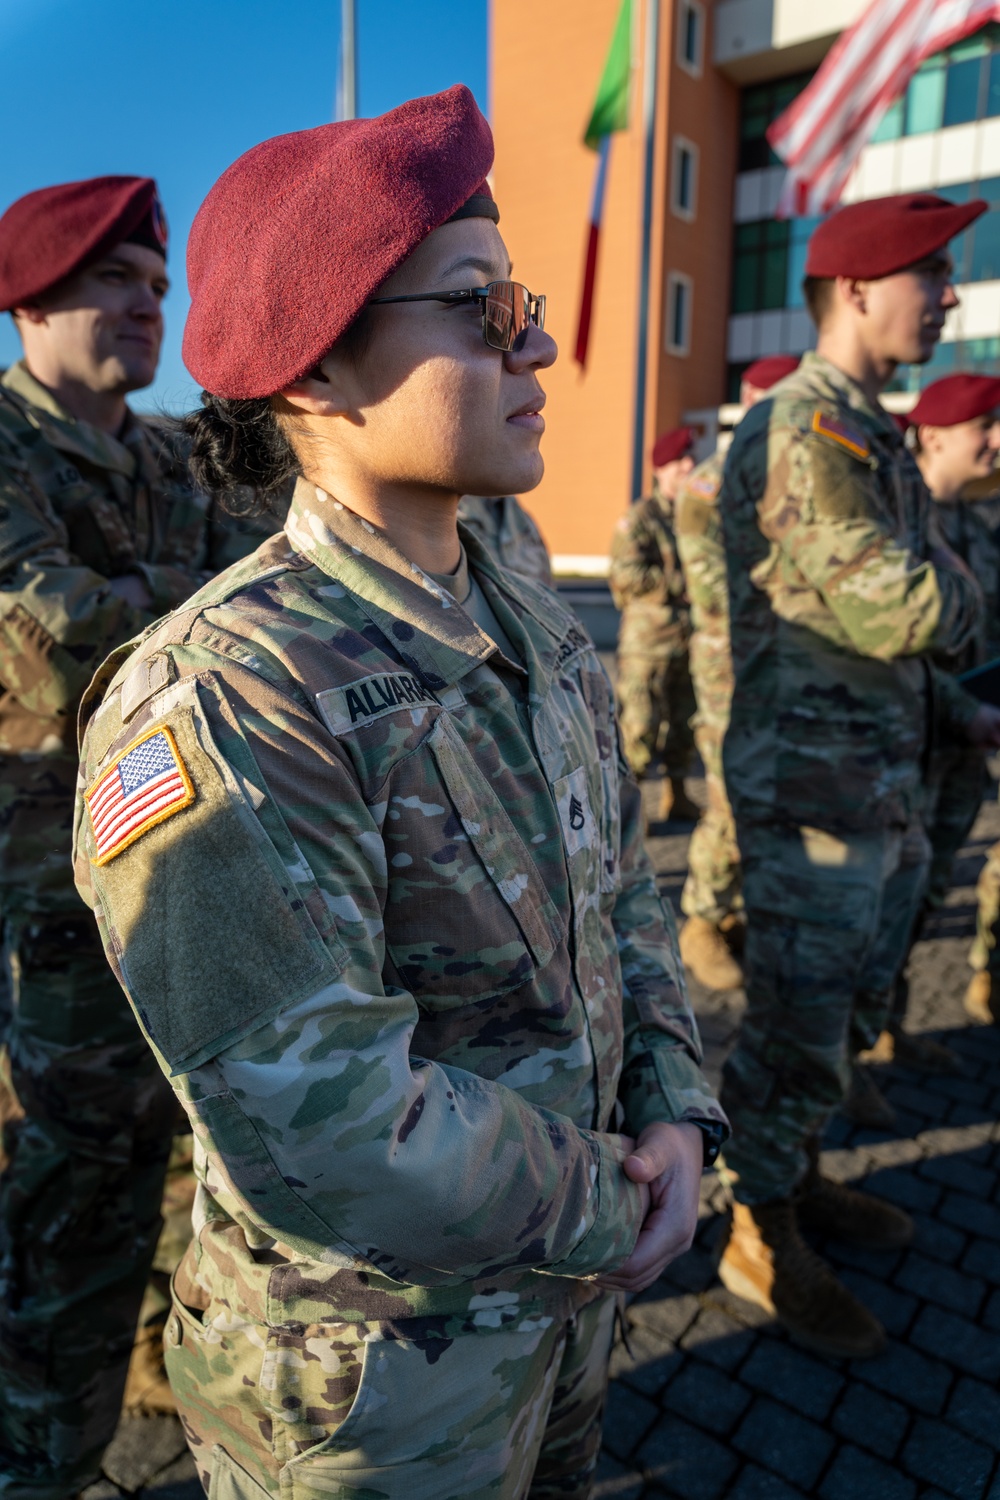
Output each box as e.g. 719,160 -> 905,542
965,971 -> 999,1025
796,1172 -> 913,1249
861,1024 -> 960,1075
121,1319 -> 176,1417
840,1063 -> 896,1129
660,778 -> 701,823
719,1200 -> 886,1359
679,916 -> 743,991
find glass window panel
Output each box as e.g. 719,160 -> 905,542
731,251 -> 759,314
947,32 -> 989,61
943,56 -> 982,127
970,208 -> 1000,280
760,244 -> 788,308
786,236 -> 810,308
936,181 -> 972,202
950,229 -> 971,282
764,219 -> 790,248
735,222 -> 763,251
683,3 -> 700,66
872,96 -> 904,142
987,52 -> 1000,116
978,176 -> 1000,204
671,280 -> 689,348
906,65 -> 946,134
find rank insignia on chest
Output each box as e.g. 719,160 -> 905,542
85,725 -> 194,865
811,410 -> 871,460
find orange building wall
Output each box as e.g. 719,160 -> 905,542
491,0 -> 738,563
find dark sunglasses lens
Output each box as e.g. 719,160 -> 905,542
485,283 -> 517,350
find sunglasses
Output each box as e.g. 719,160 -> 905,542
368,280 -> 546,352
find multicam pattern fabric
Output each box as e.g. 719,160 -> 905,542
0,362 -> 284,1498
721,351 -> 982,835
718,351 -> 981,1205
74,478 -> 724,1487
674,450 -> 742,924
166,1263 -> 615,1498
610,484 -> 693,779
456,493 -> 553,586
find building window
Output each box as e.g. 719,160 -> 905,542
870,21 -> 1000,141
677,0 -> 704,76
671,138 -> 699,219
666,273 -> 693,355
738,70 -> 815,172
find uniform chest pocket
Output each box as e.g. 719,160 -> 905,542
382,714 -> 561,1009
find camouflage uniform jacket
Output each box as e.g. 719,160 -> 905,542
0,361 -> 218,899
457,494 -> 553,586
73,478 -> 726,1331
675,450 -> 731,728
721,351 -> 982,835
610,483 -> 690,658
933,495 -> 1000,666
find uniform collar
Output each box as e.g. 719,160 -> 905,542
285,478 -> 573,693
1,359 -> 142,478
797,350 -> 903,448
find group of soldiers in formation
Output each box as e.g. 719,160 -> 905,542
0,80 -> 997,1500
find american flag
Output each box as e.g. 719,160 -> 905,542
86,727 -> 194,865
769,0 -> 1000,217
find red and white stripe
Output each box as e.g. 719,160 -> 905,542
87,759 -> 187,863
769,0 -> 1000,217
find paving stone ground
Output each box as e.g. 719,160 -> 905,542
85,771 -> 1000,1500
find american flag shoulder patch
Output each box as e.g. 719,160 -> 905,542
85,725 -> 195,866
812,409 -> 870,460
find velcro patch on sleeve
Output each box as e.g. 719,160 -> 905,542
86,725 -> 194,865
686,473 -> 721,500
811,410 -> 871,460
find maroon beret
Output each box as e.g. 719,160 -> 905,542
910,374 -> 1000,428
184,85 -> 496,399
742,355 -> 800,390
0,176 -> 165,311
805,193 -> 986,280
652,427 -> 695,467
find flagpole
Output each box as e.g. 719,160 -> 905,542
337,0 -> 357,121
630,0 -> 659,503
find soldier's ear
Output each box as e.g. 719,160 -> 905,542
836,276 -> 869,315
279,355 -> 353,419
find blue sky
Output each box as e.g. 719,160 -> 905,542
0,0 -> 487,412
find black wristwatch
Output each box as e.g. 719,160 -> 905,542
692,1121 -> 725,1172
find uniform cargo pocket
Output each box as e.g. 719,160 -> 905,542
383,714 -> 560,1009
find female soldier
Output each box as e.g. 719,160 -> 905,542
73,86 -> 725,1500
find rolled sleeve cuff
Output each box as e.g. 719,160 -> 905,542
541,1135 -> 645,1280
618,1043 -> 730,1141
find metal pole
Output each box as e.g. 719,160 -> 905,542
337,0 -> 357,121
630,0 -> 659,502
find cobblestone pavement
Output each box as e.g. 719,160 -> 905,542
84,773 -> 1000,1499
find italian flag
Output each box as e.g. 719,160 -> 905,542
575,0 -> 634,368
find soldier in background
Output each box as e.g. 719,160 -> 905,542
457,492 -> 553,585
675,355 -> 799,992
0,176 -> 271,1498
716,194 -> 998,1360
610,428 -> 699,823
863,375 -> 1000,1067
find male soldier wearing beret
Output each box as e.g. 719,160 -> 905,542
0,176 -> 275,1498
73,87 -> 726,1499
610,428 -> 700,824
716,194 -> 1000,1358
674,356 -> 799,992
457,493 -> 554,585
869,375 -> 1000,1061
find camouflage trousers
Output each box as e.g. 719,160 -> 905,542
721,818 -> 930,1204
166,1261 -> 616,1500
680,719 -> 742,925
0,904 -> 177,1499
889,739 -> 986,1023
616,652 -> 695,781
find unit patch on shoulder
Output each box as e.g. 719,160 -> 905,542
811,410 -> 871,460
686,473 -> 721,500
86,725 -> 195,865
